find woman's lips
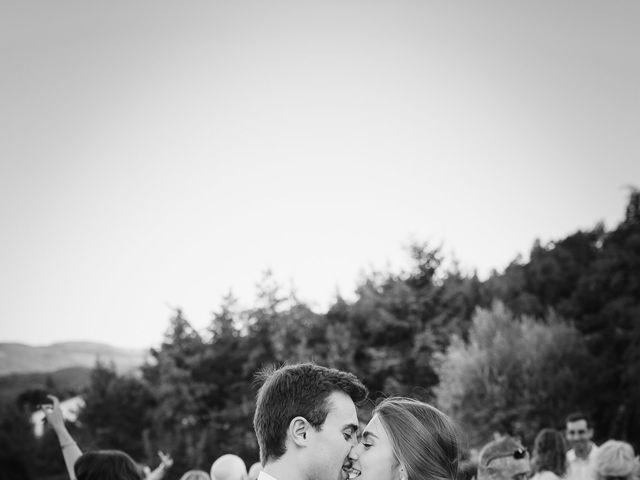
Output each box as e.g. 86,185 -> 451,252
342,467 -> 361,479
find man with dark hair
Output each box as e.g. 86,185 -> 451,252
252,362 -> 368,480
477,436 -> 531,480
566,412 -> 599,480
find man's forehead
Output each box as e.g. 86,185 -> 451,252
487,458 -> 530,478
326,391 -> 358,424
567,419 -> 589,430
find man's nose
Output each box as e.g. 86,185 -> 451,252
348,443 -> 361,461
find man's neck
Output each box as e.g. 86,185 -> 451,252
263,458 -> 305,480
575,443 -> 593,460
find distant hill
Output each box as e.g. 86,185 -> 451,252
0,366 -> 92,404
0,341 -> 148,376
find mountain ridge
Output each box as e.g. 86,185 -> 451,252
0,341 -> 149,376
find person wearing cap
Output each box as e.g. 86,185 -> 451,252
593,440 -> 639,480
566,412 -> 599,480
477,436 -> 531,480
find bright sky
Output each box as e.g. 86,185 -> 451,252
1,1 -> 638,349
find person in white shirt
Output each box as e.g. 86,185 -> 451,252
252,363 -> 368,480
566,412 -> 599,480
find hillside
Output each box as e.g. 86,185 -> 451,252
0,341 -> 148,376
0,366 -> 92,404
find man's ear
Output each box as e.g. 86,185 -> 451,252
289,416 -> 310,447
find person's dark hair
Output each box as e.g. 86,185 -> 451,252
566,412 -> 592,429
179,470 -> 211,480
74,450 -> 144,480
253,362 -> 368,464
532,428 -> 568,477
375,397 -> 460,480
457,460 -> 478,480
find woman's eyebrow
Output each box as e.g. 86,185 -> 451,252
363,431 -> 379,440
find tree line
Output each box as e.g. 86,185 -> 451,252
2,190 -> 638,480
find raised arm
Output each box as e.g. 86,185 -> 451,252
42,395 -> 82,480
146,451 -> 174,480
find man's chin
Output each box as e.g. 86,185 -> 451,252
573,441 -> 589,451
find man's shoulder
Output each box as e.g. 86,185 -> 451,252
588,443 -> 599,460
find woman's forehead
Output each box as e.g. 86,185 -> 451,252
364,414 -> 384,435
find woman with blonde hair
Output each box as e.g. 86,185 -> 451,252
350,397 -> 459,480
594,440 -> 639,480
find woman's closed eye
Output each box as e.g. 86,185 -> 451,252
360,429 -> 379,449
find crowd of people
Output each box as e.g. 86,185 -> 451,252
40,362 -> 639,480
473,412 -> 639,480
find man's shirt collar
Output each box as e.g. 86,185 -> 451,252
257,471 -> 278,480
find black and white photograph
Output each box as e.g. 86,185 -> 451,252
1,2 -> 639,480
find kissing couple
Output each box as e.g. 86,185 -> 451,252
253,362 -> 459,480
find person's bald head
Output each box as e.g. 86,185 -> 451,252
247,462 -> 262,480
210,454 -> 247,480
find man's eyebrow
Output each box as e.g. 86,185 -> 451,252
343,423 -> 359,433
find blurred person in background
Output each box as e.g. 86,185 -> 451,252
41,395 -> 83,479
74,450 -> 144,480
477,436 -> 530,480
248,462 -> 262,480
41,394 -> 171,480
179,470 -> 211,480
531,429 -> 568,480
593,440 -> 639,480
146,451 -> 174,480
210,454 -> 247,480
457,460 -> 478,480
566,413 -> 599,480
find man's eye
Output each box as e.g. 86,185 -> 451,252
344,432 -> 354,440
